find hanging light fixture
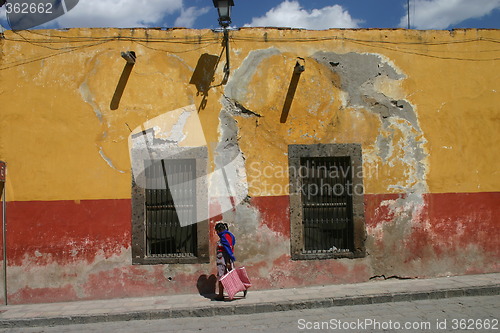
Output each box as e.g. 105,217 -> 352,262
212,0 -> 235,85
212,0 -> 234,28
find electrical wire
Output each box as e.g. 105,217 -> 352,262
133,40 -> 220,54
1,28 -> 499,71
18,28 -> 221,44
0,29 -> 224,70
0,40 -> 109,70
8,27 -> 500,46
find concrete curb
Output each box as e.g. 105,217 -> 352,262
1,284 -> 499,328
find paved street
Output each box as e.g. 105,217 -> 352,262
1,295 -> 498,333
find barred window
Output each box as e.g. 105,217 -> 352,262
132,151 -> 209,265
289,144 -> 366,260
300,156 -> 354,253
145,159 -> 197,257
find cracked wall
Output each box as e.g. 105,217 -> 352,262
0,28 -> 498,304
222,46 -> 432,278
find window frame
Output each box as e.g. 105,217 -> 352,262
288,144 -> 366,260
131,148 -> 209,265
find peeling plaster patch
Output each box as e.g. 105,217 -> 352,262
372,75 -> 406,101
313,52 -> 428,193
376,130 -> 395,163
339,91 -> 349,108
225,47 -> 281,102
314,52 -> 403,104
313,52 -> 421,131
166,110 -> 191,143
210,97 -> 249,201
8,246 -> 132,299
313,51 -> 432,276
214,96 -> 290,279
397,124 -> 428,192
224,201 -> 289,270
79,81 -> 102,122
98,147 -> 125,173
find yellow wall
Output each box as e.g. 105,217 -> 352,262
0,28 -> 499,202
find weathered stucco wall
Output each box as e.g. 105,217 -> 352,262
0,28 -> 498,304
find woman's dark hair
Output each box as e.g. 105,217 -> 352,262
215,222 -> 229,232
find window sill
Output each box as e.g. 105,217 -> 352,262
133,254 -> 209,265
291,250 -> 365,261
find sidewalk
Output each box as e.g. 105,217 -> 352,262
0,273 -> 498,328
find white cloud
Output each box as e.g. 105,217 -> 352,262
400,0 -> 500,29
174,6 -> 210,28
53,0 -> 183,28
244,0 -> 362,30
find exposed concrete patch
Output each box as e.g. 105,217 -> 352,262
225,47 -> 281,102
313,51 -> 431,276
213,95 -> 289,277
313,52 -> 420,131
210,97 -> 249,203
166,110 -> 191,143
223,200 -> 289,273
7,245 -> 131,299
313,51 -> 428,193
7,242 -> 216,302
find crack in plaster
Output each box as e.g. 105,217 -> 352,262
312,51 -> 432,276
211,97 -> 249,201
79,81 -> 102,122
98,146 -> 125,173
79,59 -> 129,174
313,51 -> 428,197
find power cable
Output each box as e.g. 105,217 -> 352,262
1,29 -> 499,71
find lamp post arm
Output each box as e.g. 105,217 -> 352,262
222,28 -> 230,85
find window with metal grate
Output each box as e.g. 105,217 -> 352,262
289,144 -> 366,260
144,159 -> 197,257
300,156 -> 354,254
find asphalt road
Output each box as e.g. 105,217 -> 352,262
1,295 -> 498,333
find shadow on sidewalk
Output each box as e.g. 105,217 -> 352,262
197,274 -> 217,300
197,274 -> 248,302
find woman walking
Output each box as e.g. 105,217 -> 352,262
215,222 -> 237,301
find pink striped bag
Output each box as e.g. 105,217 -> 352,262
220,265 -> 251,300
236,267 -> 252,289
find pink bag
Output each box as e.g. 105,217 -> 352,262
220,265 -> 251,300
236,267 -> 252,289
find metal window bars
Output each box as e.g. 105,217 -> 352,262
300,156 -> 354,254
145,159 -> 197,257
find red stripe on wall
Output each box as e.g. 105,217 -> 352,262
365,192 -> 500,257
251,196 -> 290,237
5,199 -> 131,266
0,192 -> 497,304
3,193 -> 498,266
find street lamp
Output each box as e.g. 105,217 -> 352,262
212,0 -> 234,28
212,0 -> 234,85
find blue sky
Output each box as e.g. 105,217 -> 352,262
1,0 -> 500,31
